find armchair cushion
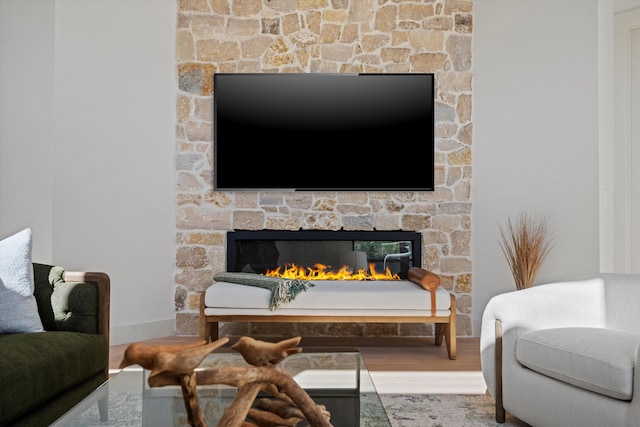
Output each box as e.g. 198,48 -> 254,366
517,327 -> 638,400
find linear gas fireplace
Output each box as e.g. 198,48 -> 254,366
226,230 -> 422,280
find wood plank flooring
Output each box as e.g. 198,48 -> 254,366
110,335 -> 482,373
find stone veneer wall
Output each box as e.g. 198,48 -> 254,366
174,0 -> 473,338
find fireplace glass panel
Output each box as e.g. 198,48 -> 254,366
227,231 -> 420,280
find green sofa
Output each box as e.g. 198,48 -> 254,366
0,263 -> 110,427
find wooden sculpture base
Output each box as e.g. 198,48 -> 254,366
119,336 -> 332,427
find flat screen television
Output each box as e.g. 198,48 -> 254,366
213,73 -> 435,191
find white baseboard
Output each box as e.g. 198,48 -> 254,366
109,318 -> 177,346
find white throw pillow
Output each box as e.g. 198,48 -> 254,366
0,228 -> 44,333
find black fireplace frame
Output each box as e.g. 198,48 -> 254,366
226,229 -> 422,278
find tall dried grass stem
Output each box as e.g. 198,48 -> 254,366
499,212 -> 554,290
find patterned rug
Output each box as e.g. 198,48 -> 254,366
379,394 -> 530,427
69,392 -> 530,427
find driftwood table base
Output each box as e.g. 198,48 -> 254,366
119,336 -> 333,427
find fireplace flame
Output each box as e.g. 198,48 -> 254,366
264,263 -> 400,280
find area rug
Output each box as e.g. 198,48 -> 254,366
69,392 -> 529,427
68,392 -> 141,427
379,394 -> 530,427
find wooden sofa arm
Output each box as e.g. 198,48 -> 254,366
63,271 -> 111,347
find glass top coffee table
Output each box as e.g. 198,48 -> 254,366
52,347 -> 391,426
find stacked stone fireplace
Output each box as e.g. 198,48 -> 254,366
174,0 -> 474,338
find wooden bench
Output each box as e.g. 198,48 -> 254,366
199,278 -> 457,360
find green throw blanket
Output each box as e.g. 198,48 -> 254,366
213,272 -> 315,311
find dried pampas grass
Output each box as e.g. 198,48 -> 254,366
499,212 -> 554,290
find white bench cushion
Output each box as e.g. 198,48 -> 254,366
516,327 -> 639,400
204,279 -> 451,316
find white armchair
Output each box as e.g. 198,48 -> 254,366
480,274 -> 640,427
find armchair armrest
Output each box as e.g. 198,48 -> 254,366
483,278 -> 606,332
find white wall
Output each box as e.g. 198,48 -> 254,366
615,0 -> 640,13
0,1 -> 55,262
1,0 -> 610,342
472,0 -> 601,332
0,0 -> 178,345
600,0 -> 616,272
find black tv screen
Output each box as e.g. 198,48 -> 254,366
213,73 -> 435,191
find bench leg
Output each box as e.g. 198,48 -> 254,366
444,320 -> 457,360
434,322 -> 456,360
208,321 -> 219,342
435,323 -> 444,345
446,295 -> 457,360
199,292 -> 218,342
199,318 -> 218,342
434,295 -> 457,359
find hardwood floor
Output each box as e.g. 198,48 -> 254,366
110,336 -> 481,372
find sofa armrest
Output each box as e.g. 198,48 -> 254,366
63,271 -> 110,346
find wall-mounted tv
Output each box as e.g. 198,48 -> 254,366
213,73 -> 435,191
